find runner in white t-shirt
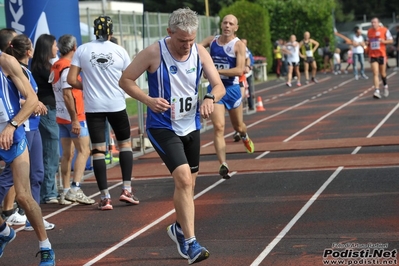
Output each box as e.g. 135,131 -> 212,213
67,15 -> 139,210
352,26 -> 368,80
282,34 -> 301,87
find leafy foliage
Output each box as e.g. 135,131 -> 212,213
253,0 -> 336,66
219,1 -> 273,71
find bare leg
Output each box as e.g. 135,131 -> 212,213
2,186 -> 16,212
228,105 -> 247,135
311,61 -> 317,78
371,62 -> 380,88
173,164 -> 196,238
71,136 -> 90,183
60,138 -> 74,189
209,103 -> 227,165
304,62 -> 309,80
12,148 -> 47,241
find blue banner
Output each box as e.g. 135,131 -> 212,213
4,0 -> 82,45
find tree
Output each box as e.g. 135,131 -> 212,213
219,1 -> 273,72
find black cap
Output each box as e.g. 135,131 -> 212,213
94,16 -> 113,38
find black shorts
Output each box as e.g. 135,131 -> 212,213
147,128 -> 200,174
305,57 -> 314,63
288,61 -> 299,67
370,56 -> 385,65
86,110 -> 131,144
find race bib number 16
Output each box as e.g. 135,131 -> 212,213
170,94 -> 198,121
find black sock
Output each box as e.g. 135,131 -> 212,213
2,209 -> 13,217
119,150 -> 133,182
381,76 -> 387,86
93,158 -> 108,191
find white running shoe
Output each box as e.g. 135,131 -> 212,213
373,89 -> 382,99
4,208 -> 27,225
65,188 -> 95,205
383,85 -> 389,97
25,218 -> 55,231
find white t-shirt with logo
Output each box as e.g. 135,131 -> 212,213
71,40 -> 131,112
352,35 -> 365,54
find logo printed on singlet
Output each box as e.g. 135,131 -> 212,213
170,65 -> 178,74
186,67 -> 196,74
90,52 -> 114,70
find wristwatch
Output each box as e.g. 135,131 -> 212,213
203,93 -> 215,103
9,119 -> 18,129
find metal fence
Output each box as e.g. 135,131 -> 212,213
79,9 -> 269,155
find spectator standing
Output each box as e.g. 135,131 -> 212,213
352,26 -> 368,80
50,34 -> 95,205
67,16 -> 139,210
31,34 -> 60,204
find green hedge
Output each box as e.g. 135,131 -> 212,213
219,1 -> 273,72
255,0 -> 336,68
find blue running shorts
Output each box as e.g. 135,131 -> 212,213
59,121 -> 89,138
0,136 -> 27,164
208,83 -> 242,110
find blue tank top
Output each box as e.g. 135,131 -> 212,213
146,38 -> 202,136
209,35 -> 240,86
20,65 -> 40,131
0,68 -> 26,143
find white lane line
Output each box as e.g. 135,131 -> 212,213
83,172 -> 237,266
251,91 -> 398,265
352,101 -> 399,154
201,100 -> 309,148
250,166 -> 344,266
283,87 -> 373,143
255,151 -> 270,159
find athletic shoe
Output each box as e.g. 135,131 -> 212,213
293,76 -> 297,80
373,90 -> 382,99
219,163 -> 230,179
167,223 -> 188,259
187,240 -> 210,264
305,79 -> 309,84
233,132 -> 241,142
242,136 -> 255,153
24,219 -> 55,231
58,192 -> 72,205
286,82 -> 292,87
344,70 -> 348,74
355,75 -> 359,80
119,189 -> 140,205
0,226 -> 15,258
36,248 -> 55,266
98,198 -> 113,210
4,208 -> 27,225
383,85 -> 389,97
361,74 -> 369,79
45,198 -> 58,204
297,82 -> 301,87
65,188 -> 95,205
311,77 -> 318,83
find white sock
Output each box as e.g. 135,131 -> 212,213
71,186 -> 79,192
185,236 -> 196,245
63,188 -> 70,194
39,238 -> 51,249
0,224 -> 10,236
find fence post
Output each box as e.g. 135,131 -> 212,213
118,10 -> 123,45
363,14 -> 367,22
393,12 -> 396,23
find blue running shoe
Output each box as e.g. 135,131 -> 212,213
187,240 -> 210,264
36,248 -> 55,266
167,223 -> 188,259
0,227 -> 16,258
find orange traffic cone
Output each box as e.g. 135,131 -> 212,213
109,134 -> 119,156
256,96 -> 265,111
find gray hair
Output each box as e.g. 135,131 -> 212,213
168,8 -> 198,34
58,34 -> 77,56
